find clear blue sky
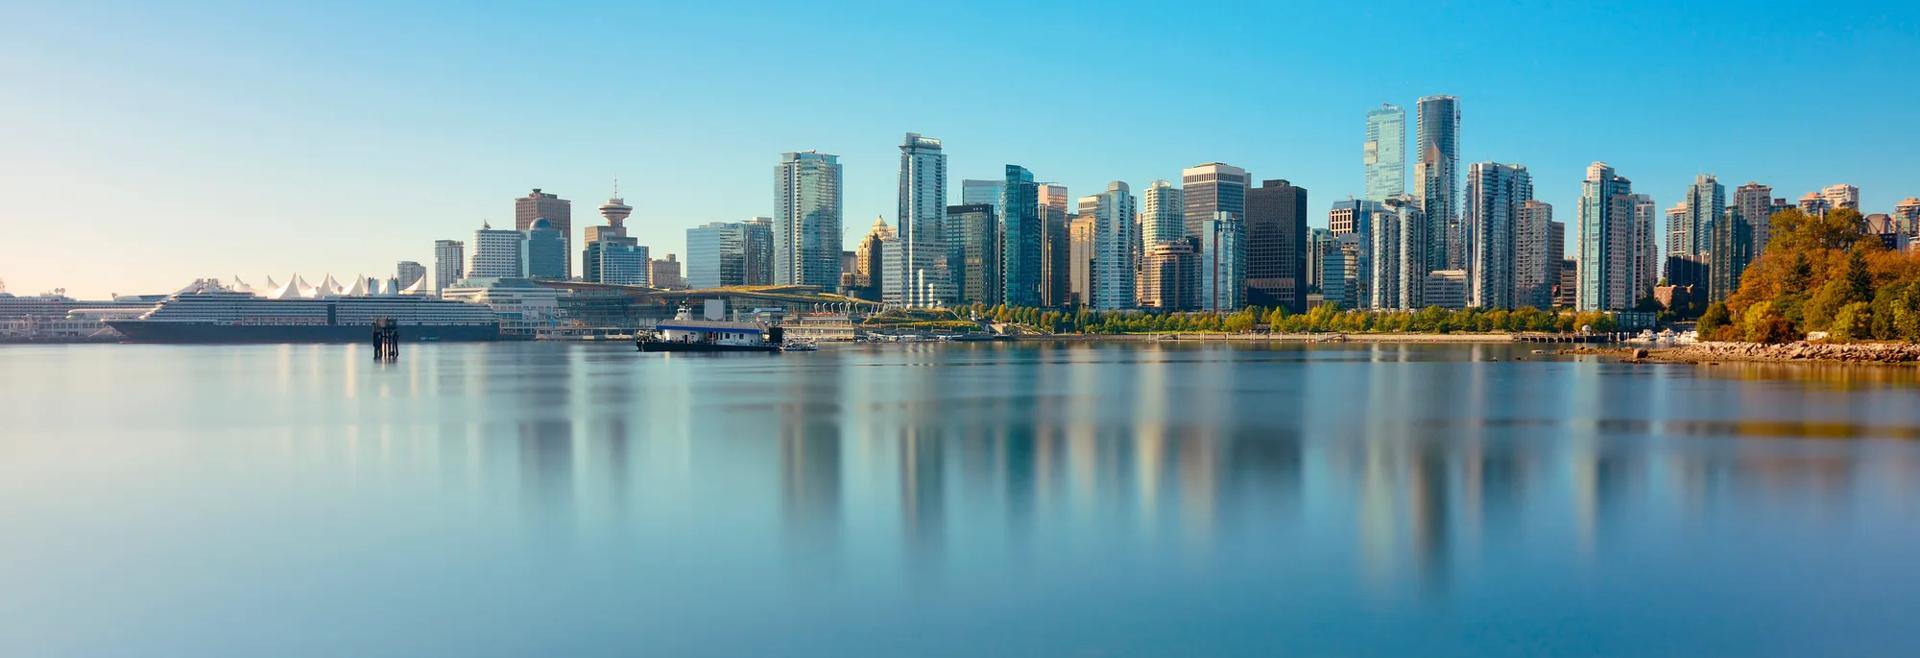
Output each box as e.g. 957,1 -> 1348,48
5,0 -> 1918,297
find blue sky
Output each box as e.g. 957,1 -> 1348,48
4,0 -> 1918,297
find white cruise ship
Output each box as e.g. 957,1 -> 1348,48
107,277 -> 500,343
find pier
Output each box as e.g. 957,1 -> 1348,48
372,318 -> 399,361
1514,332 -> 1625,344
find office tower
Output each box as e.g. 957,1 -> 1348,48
515,189 -> 572,277
1002,168 -> 1042,307
1037,183 -> 1072,307
1371,194 -> 1427,310
1069,215 -> 1095,306
775,150 -> 844,289
894,133 -> 949,306
742,217 -> 774,285
582,191 -> 637,284
856,216 -> 893,301
433,240 -> 464,293
1799,192 -> 1830,216
1822,183 -> 1860,211
593,242 -> 650,286
1199,212 -> 1247,313
1245,179 -> 1308,312
1182,163 -> 1249,238
961,179 -> 1005,219
879,235 -> 905,304
1676,174 -> 1724,258
1081,182 -> 1137,310
1329,198 -> 1383,237
1709,207 -> 1753,302
1414,95 -> 1461,270
395,261 -> 425,290
945,204 -> 1000,305
1547,219 -> 1565,296
1513,200 -> 1555,309
1734,182 -> 1780,253
1307,228 -> 1334,293
1423,270 -> 1468,309
1555,258 -> 1579,308
1895,197 -> 1920,236
1140,180 -> 1185,247
686,220 -> 768,289
1464,162 -> 1532,308
470,222 -> 526,278
649,254 -> 684,290
1365,103 -> 1407,202
1632,193 -> 1659,301
1138,239 -> 1199,310
523,218 -> 567,279
1577,162 -> 1635,311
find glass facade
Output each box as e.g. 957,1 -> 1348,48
944,204 -> 1000,306
1244,179 -> 1308,313
1001,166 -> 1041,307
1464,162 -> 1532,309
1364,104 -> 1406,202
1577,162 -> 1634,311
774,151 -> 844,289
1414,96 -> 1460,271
1082,182 -> 1136,310
1199,213 -> 1246,313
1181,163 -> 1248,240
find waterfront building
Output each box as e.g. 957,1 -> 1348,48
961,179 -> 1004,219
523,218 -> 567,279
1464,162 -> 1532,309
396,261 -> 425,290
515,189 -> 571,278
1245,179 -> 1308,313
1733,183 -> 1779,253
1036,182 -> 1071,308
433,240 -> 464,294
1822,183 -> 1860,211
1082,182 -> 1137,310
649,254 -> 685,290
1364,103 -> 1407,202
1895,197 -> 1920,236
1320,239 -> 1348,309
1002,168 -> 1042,307
1577,162 -> 1635,311
1198,212 -> 1247,313
945,204 -> 1000,306
1182,162 -> 1249,239
1414,95 -> 1460,271
470,222 -> 526,279
1709,207 -> 1753,302
582,192 -> 636,284
686,220 -> 770,289
774,150 -> 844,289
1555,258 -> 1578,308
1331,233 -> 1367,309
1514,200 -> 1555,309
1329,198 -> 1382,238
879,235 -> 905,304
593,241 -> 650,286
893,133 -> 950,306
1140,180 -> 1185,249
1069,215 -> 1095,306
440,277 -> 558,338
1632,193 -> 1659,301
1138,239 -> 1199,310
1423,269 -> 1468,309
1666,254 -> 1708,289
1307,228 -> 1334,294
1370,194 -> 1428,310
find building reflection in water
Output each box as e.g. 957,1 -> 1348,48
780,351 -> 843,561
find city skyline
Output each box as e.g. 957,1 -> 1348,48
6,2 -> 1920,297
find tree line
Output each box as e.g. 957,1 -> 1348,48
1700,207 -> 1920,342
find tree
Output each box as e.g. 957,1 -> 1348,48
1698,302 -> 1732,340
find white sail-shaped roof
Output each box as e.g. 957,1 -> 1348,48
263,275 -> 280,290
231,276 -> 253,294
316,274 -> 343,298
292,274 -> 315,298
401,277 -> 429,295
268,278 -> 305,300
345,275 -> 369,297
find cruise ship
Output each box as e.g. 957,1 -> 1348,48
107,277 -> 500,343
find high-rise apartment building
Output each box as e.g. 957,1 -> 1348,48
1677,175 -> 1724,258
1631,193 -> 1658,301
1140,180 -> 1185,247
1546,219 -> 1565,301
686,219 -> 770,289
892,133 -> 949,306
1001,169 -> 1043,307
1733,182 -> 1780,254
1799,193 -> 1831,216
1329,198 -> 1383,238
1371,194 -> 1428,310
1365,104 -> 1407,202
1464,162 -> 1532,308
1414,95 -> 1461,271
742,217 -> 773,285
1894,197 -> 1920,236
775,151 -> 844,289
1035,182 -> 1070,308
1821,183 -> 1860,211
1307,228 -> 1334,293
432,240 -> 464,294
1069,215 -> 1095,306
1198,212 -> 1246,313
1327,234 -> 1367,309
1245,179 -> 1308,312
1709,206 -> 1753,302
514,189 -> 571,278
1182,163 -> 1249,239
470,222 -> 526,279
945,204 -> 1000,306
1577,162 -> 1635,311
396,261 -> 426,290
1513,200 -> 1555,310
1082,182 -> 1137,310
1138,239 -> 1199,311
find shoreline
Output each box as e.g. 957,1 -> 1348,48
1573,341 -> 1920,365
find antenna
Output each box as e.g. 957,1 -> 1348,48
613,178 -> 620,197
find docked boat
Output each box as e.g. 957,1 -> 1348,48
636,306 -> 783,353
107,278 -> 500,343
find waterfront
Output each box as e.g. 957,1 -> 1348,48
5,342 -> 1920,657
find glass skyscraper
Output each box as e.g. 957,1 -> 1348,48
522,218 -> 567,279
893,133 -> 949,306
1181,163 -> 1248,239
1140,180 -> 1185,247
1001,166 -> 1041,307
961,179 -> 1004,220
1464,162 -> 1532,309
1245,179 -> 1309,313
944,204 -> 1000,306
1364,104 -> 1406,202
1082,182 -> 1137,310
1414,95 -> 1460,271
774,151 -> 843,289
1199,212 -> 1245,313
1577,162 -> 1635,311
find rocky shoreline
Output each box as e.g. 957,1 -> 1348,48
1644,341 -> 1920,364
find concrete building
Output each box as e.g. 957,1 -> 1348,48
582,192 -> 637,284
593,241 -> 650,286
1513,200 -> 1555,310
1734,182 -> 1781,254
1198,212 -> 1247,313
649,254 -> 685,290
1364,103 -> 1407,202
1138,239 -> 1199,310
1673,175 -> 1723,259
1423,269 -> 1468,309
440,277 -> 558,338
1464,162 -> 1532,308
395,261 -> 425,290
1182,163 -> 1249,239
1069,215 -> 1095,306
514,189 -> 571,278
1709,206 -> 1753,302
1245,179 -> 1308,313
1821,183 -> 1860,211
1371,194 -> 1428,310
469,222 -> 526,279
1415,95 -> 1461,271
432,240 -> 464,294
1307,228 -> 1334,294
686,220 -> 770,289
1547,219 -> 1565,301
1082,182 -> 1137,310
1799,192 -> 1831,216
1577,162 -> 1635,311
774,150 -> 844,289
1330,233 -> 1367,309
855,216 -> 893,301
1555,258 -> 1579,308
1329,198 -> 1382,238
1632,193 -> 1659,302
1895,197 -> 1920,236
1140,180 -> 1185,248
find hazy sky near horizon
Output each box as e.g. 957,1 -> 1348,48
4,0 -> 1919,298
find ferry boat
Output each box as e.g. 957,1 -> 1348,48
107,278 -> 501,343
636,306 -> 782,353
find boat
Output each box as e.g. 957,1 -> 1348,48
781,340 -> 818,352
636,306 -> 782,353
107,278 -> 500,343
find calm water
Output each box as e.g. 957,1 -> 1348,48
5,342 -> 1920,657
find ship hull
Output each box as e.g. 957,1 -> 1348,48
635,340 -> 779,353
107,321 -> 500,343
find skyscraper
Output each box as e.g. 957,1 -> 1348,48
894,133 -> 949,306
470,222 -> 526,279
1577,162 -> 1635,311
945,204 -> 1000,306
961,179 -> 1005,219
1631,193 -> 1658,300
1140,180 -> 1185,247
432,240 -> 464,294
775,151 -> 844,289
1799,193 -> 1830,216
742,217 -> 774,285
1414,95 -> 1460,271
1464,162 -> 1532,309
1364,103 -> 1407,202
1679,175 -> 1724,258
1894,197 -> 1920,236
1307,228 -> 1334,294
1082,182 -> 1137,310
1709,206 -> 1753,302
395,261 -> 425,290
1734,182 -> 1780,254
1329,198 -> 1382,238
1002,168 -> 1042,307
1069,215 -> 1094,306
1547,219 -> 1566,306
1138,239 -> 1199,311
1182,163 -> 1249,239
1199,212 -> 1246,313
855,216 -> 893,301
1821,183 -> 1860,211
686,221 -> 747,289
1371,194 -> 1427,310
1513,200 -> 1555,309
1245,179 -> 1308,312
582,191 -> 636,284
515,189 -> 571,278
1036,182 -> 1072,307
523,218 -> 566,279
